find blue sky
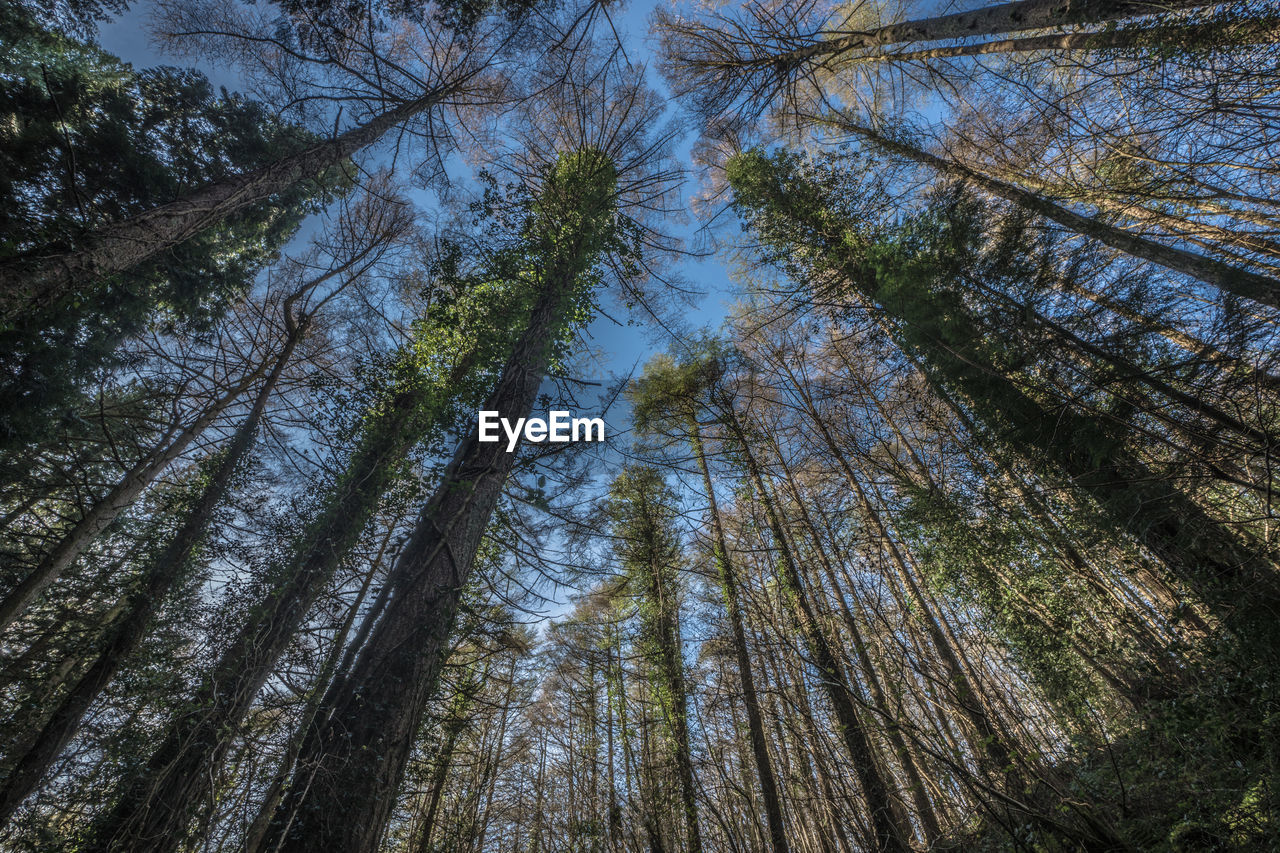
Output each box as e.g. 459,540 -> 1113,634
93,1 -> 746,622
97,0 -> 741,384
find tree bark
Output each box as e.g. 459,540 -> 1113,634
0,314 -> 304,824
0,88 -> 453,325
688,418 -> 790,853
822,115 -> 1280,311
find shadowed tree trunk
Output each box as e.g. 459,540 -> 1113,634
688,418 -> 790,853
80,333 -> 485,853
0,306 -> 308,824
256,150 -> 619,853
0,86 -> 460,325
768,444 -> 943,844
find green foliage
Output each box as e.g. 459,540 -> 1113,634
606,466 -> 689,761
0,4 -> 331,450
899,483 -> 1115,718
729,144 -> 1280,850
628,338 -> 731,437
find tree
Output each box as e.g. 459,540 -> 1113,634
76,183 -> 561,851
607,466 -> 704,853
0,0 -> 508,327
727,146 -> 1279,649
657,0 -> 1225,122
0,181 -> 412,822
810,112 -> 1280,311
719,395 -> 916,853
659,0 -> 1280,311
254,147 -> 621,853
0,4 -> 326,450
630,348 -> 790,853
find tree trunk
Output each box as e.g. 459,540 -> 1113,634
242,523 -> 393,853
80,355 -> 478,853
472,655 -> 518,853
837,14 -> 1280,64
0,88 -> 454,325
0,315 -> 304,824
782,0 -> 1221,66
0,350 -> 275,633
822,114 -> 1280,311
688,418 -> 790,853
724,407 -> 914,853
260,286 -> 565,851
257,155 -> 617,851
780,366 -> 1023,786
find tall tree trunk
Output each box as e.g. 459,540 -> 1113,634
257,154 -> 617,852
765,353 -> 1033,787
835,13 -> 1280,64
261,289 -> 568,850
687,417 -> 790,853
605,630 -> 622,853
0,349 -> 275,633
242,523 -> 393,853
819,114 -> 1280,311
786,377 -> 1025,789
1052,277 -> 1280,394
782,0 -> 1221,65
81,354 -> 479,853
723,407 -> 914,853
668,0 -> 1221,94
0,87 -> 459,325
412,664 -> 485,853
0,313 -> 305,823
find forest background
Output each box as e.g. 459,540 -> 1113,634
1,0 -> 1279,850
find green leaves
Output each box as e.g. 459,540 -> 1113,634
0,5 -> 329,451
